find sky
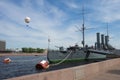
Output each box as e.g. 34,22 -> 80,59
0,0 -> 120,49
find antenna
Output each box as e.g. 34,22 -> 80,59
82,5 -> 85,27
107,22 -> 109,36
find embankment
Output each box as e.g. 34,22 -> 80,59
7,58 -> 120,80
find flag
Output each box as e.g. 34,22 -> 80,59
48,38 -> 50,42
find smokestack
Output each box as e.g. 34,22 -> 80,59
105,36 -> 109,46
95,42 -> 97,50
101,34 -> 105,49
96,32 -> 100,49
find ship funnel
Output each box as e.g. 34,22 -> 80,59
101,34 -> 105,49
105,36 -> 109,46
96,32 -> 101,49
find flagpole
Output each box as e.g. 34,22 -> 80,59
48,37 -> 50,51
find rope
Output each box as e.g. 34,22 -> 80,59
50,50 -> 73,66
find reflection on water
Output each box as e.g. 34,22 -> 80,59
0,55 -> 47,79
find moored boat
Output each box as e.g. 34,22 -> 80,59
47,33 -> 115,63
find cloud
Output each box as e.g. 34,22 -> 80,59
0,0 -> 73,48
0,0 -> 120,49
88,0 -> 120,23
64,1 -> 79,9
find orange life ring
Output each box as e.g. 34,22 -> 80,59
35,60 -> 49,69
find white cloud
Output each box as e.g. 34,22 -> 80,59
0,0 -> 120,49
65,2 -> 78,9
89,0 -> 120,22
0,0 -> 74,49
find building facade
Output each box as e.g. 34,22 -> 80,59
0,40 -> 6,51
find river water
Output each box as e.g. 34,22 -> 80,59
0,55 -> 108,80
0,55 -> 47,79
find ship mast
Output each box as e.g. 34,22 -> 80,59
75,5 -> 87,48
107,23 -> 109,36
82,5 -> 85,48
106,22 -> 109,42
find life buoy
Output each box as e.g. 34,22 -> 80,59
35,60 -> 49,69
3,58 -> 11,63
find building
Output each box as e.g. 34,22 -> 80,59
0,40 -> 6,51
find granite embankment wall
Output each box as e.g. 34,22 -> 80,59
8,58 -> 120,80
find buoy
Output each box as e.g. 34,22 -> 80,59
3,58 -> 11,63
35,60 -> 49,70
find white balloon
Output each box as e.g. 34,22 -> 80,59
25,17 -> 31,23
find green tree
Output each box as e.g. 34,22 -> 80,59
22,47 -> 29,53
36,48 -> 44,53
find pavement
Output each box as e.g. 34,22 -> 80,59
89,64 -> 120,80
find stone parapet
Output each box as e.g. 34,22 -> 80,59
8,58 -> 120,80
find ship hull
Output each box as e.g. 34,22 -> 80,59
47,50 -> 106,63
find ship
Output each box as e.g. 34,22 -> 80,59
47,32 -> 117,63
47,7 -> 120,63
